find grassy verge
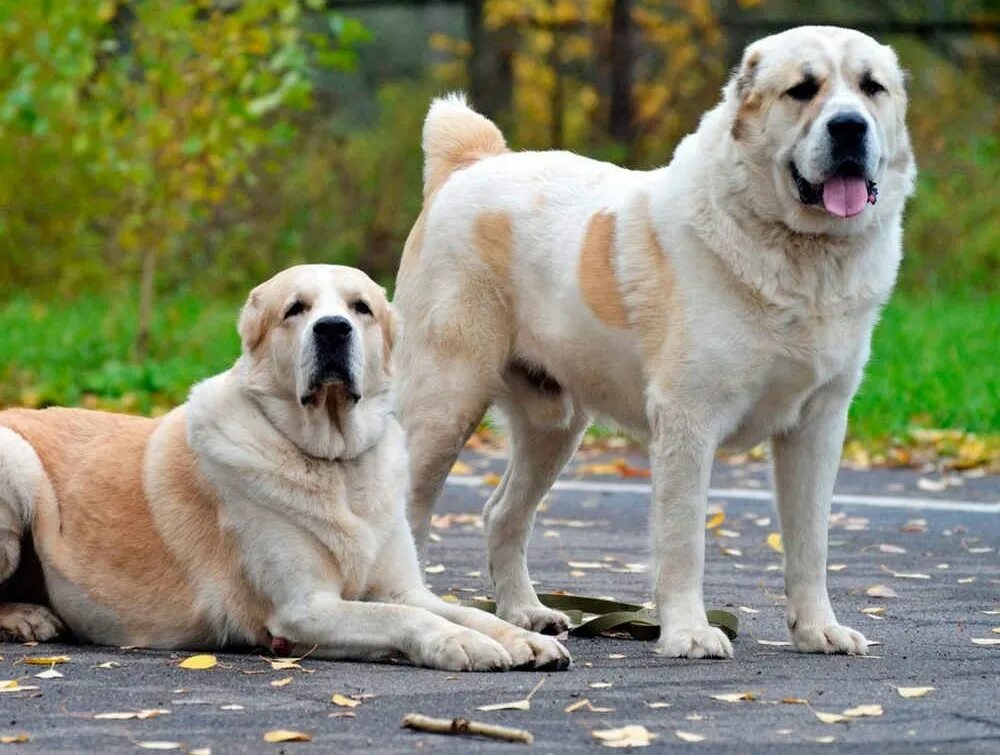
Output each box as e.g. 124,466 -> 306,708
0,290 -> 995,456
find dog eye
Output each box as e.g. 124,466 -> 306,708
283,300 -> 307,320
351,300 -> 373,317
785,78 -> 819,102
860,75 -> 886,97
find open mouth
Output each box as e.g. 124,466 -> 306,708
791,161 -> 878,219
300,368 -> 360,407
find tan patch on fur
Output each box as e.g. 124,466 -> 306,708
144,408 -> 271,645
0,407 -> 269,648
473,210 -> 514,280
618,198 -> 683,380
578,212 -> 628,327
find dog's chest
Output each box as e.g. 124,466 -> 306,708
724,308 -> 866,446
305,450 -> 402,598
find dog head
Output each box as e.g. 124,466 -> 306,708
237,264 -> 397,415
725,26 -> 915,234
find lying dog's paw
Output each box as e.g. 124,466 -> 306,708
656,625 -> 733,659
415,628 -> 513,672
497,604 -> 570,635
0,603 -> 65,643
791,622 -> 868,655
495,629 -> 572,671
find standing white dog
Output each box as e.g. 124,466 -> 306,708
394,26 -> 916,658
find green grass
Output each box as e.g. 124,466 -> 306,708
0,291 -> 995,440
850,291 -> 998,439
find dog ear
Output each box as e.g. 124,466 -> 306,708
238,288 -> 268,353
732,49 -> 761,101
729,49 -> 763,140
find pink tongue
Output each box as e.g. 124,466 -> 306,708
822,176 -> 868,218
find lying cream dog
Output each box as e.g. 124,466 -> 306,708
395,26 -> 916,658
0,265 -> 569,671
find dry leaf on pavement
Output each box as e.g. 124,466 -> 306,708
710,692 -> 757,702
814,711 -> 850,724
896,686 -> 934,698
766,533 -> 783,553
178,654 -> 217,670
23,655 -> 70,666
675,731 -> 706,743
331,693 -> 362,708
843,704 -> 883,717
866,584 -> 898,598
263,730 -> 313,743
592,725 -> 657,747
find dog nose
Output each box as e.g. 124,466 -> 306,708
313,315 -> 353,342
827,112 -> 867,147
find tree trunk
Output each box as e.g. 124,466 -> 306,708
609,0 -> 633,154
134,243 -> 157,362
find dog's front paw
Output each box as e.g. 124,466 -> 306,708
791,622 -> 868,655
415,628 -> 513,671
497,603 -> 570,635
0,603 -> 65,643
656,625 -> 733,659
493,628 -> 572,670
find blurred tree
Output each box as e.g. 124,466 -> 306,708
0,0 -> 363,359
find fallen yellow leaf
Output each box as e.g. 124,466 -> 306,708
264,658 -> 303,671
136,743 -> 183,751
781,697 -> 809,705
0,680 -> 38,693
270,677 -> 293,688
450,460 -> 473,475
476,698 -> 530,712
843,704 -> 883,717
767,532 -> 783,554
482,472 -> 502,487
331,694 -> 362,708
424,564 -> 446,574
263,730 -> 312,743
592,725 -> 657,747
814,711 -> 850,724
675,730 -> 706,743
94,709 -> 170,720
896,686 -> 934,698
23,655 -> 70,666
705,511 -> 725,530
866,584 -> 898,598
709,691 -> 756,702
178,654 -> 217,670
0,734 -> 28,745
971,638 -> 1000,646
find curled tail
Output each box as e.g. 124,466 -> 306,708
422,93 -> 507,199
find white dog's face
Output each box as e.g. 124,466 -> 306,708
728,26 -> 914,233
238,265 -> 397,410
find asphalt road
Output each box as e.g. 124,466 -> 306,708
1,455 -> 997,753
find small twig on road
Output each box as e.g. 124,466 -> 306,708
402,713 -> 534,744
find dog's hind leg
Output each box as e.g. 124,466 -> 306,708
484,393 -> 589,634
397,360 -> 494,552
0,427 -> 65,642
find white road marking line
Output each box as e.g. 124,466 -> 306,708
445,476 -> 1000,514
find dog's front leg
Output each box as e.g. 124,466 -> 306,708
648,403 -> 733,659
772,380 -> 868,655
